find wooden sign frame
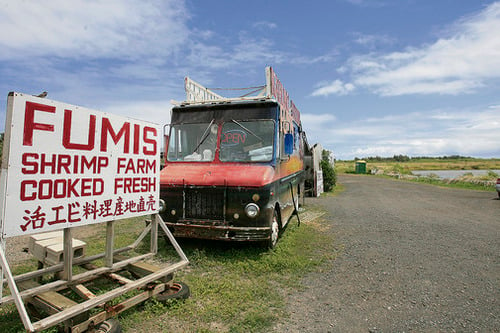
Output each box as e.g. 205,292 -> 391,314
0,214 -> 189,332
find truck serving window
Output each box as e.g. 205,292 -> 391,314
219,120 -> 274,162
167,122 -> 218,162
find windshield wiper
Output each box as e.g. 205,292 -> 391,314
231,120 -> 263,141
192,119 -> 215,154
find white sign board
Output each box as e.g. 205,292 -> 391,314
0,92 -> 161,238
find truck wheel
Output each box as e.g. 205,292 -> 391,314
155,282 -> 190,302
266,209 -> 280,249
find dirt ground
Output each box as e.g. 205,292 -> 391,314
274,175 -> 499,332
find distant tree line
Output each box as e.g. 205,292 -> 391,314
351,154 -> 472,162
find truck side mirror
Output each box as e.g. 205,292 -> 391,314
164,135 -> 169,157
284,133 -> 294,155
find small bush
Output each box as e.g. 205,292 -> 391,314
321,159 -> 336,192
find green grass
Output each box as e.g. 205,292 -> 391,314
336,157 -> 500,174
0,207 -> 336,333
322,182 -> 345,197
336,157 -> 499,192
401,174 -> 497,191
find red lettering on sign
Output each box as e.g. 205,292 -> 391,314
114,177 -> 156,194
143,126 -> 157,155
134,124 -> 140,154
63,109 -> 96,150
22,102 -> 158,155
23,102 -> 56,146
21,153 -> 39,174
117,158 -> 156,174
20,178 -> 104,201
101,118 -> 130,153
21,153 -> 109,174
20,180 -> 37,200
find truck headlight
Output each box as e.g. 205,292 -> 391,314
159,199 -> 166,213
244,203 -> 260,218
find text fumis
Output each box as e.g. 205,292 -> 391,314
23,101 -> 157,155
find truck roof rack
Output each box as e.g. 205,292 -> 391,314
172,67 -> 300,123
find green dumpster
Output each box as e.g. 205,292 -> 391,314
355,160 -> 366,174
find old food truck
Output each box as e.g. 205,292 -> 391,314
160,67 -> 308,247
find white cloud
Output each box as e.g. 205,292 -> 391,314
185,32 -> 286,72
232,34 -> 283,64
103,100 -> 172,129
290,51 -> 339,65
352,32 -> 395,48
340,2 -> 500,96
317,107 -> 500,159
344,0 -> 386,7
301,113 -> 336,131
311,80 -> 355,96
0,0 -> 189,60
253,21 -> 277,30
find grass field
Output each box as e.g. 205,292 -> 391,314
335,157 -> 500,174
336,157 -> 500,192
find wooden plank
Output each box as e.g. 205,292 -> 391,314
0,243 -> 34,331
105,221 -> 114,268
71,284 -> 96,300
114,254 -> 159,277
131,223 -> 151,249
62,228 -> 72,281
80,262 -> 133,285
150,214 -> 158,254
19,280 -> 89,326
157,214 -> 189,262
18,280 -> 76,311
106,272 -> 133,285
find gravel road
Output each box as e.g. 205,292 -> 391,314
275,175 -> 499,332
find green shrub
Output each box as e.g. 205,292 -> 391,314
321,159 -> 336,192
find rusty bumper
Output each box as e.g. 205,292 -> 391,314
164,221 -> 271,242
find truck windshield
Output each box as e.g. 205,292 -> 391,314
219,120 -> 274,162
167,122 -> 218,162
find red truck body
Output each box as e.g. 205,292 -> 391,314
159,67 -> 308,247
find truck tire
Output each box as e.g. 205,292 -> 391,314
265,209 -> 280,249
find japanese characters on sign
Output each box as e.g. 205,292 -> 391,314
0,93 -> 161,238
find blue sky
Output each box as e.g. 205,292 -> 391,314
1,0 -> 499,160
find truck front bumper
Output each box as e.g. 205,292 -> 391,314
164,221 -> 271,242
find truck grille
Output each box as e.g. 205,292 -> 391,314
185,188 -> 224,220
